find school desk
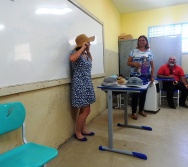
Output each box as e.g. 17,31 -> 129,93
98,83 -> 152,160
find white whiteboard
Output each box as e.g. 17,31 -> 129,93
0,0 -> 104,88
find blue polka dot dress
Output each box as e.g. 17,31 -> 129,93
70,51 -> 96,108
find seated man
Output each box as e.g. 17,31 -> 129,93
157,56 -> 188,109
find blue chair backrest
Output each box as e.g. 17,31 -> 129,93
0,102 -> 26,135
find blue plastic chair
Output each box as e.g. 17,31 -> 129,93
0,102 -> 58,167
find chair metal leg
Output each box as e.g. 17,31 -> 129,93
177,90 -> 179,107
115,94 -> 123,109
159,90 -> 161,105
119,94 -> 122,108
117,95 -> 120,108
159,89 -> 180,107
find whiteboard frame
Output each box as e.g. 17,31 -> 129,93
0,0 -> 105,97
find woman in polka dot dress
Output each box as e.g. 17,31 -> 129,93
70,34 -> 96,142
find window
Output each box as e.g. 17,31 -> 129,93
182,24 -> 188,53
148,23 -> 188,54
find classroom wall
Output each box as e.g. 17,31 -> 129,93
1,1 -> 187,153
0,0 -> 121,153
121,4 -> 188,73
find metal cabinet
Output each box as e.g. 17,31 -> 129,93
118,39 -> 137,77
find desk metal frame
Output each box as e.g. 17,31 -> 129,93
98,84 -> 152,160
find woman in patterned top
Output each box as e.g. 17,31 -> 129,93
127,35 -> 155,120
70,34 -> 96,141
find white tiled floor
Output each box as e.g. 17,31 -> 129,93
49,104 -> 188,167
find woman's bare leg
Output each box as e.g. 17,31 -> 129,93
75,105 -> 91,139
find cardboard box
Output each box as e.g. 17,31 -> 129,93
118,33 -> 133,41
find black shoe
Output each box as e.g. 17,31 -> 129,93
169,105 -> 176,109
179,103 -> 188,108
82,132 -> 95,136
74,134 -> 87,141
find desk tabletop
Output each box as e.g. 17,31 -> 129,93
155,78 -> 175,81
98,82 -> 150,91
156,74 -> 188,80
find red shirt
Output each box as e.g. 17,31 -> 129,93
157,64 -> 185,81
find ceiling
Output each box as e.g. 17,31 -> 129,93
112,0 -> 188,14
